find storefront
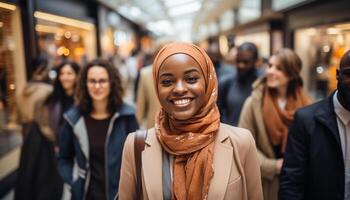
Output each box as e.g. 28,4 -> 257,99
34,11 -> 96,67
285,0 -> 350,99
232,13 -> 283,60
34,0 -> 98,67
0,2 -> 26,132
98,6 -> 139,59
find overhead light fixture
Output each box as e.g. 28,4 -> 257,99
34,11 -> 94,31
164,0 -> 200,8
0,2 -> 16,11
35,24 -> 62,34
168,1 -> 201,17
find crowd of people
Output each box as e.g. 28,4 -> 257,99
14,40 -> 350,200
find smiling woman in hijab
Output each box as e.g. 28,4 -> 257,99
117,42 -> 263,200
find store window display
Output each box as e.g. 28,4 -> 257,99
34,12 -> 96,67
0,4 -> 26,137
295,22 -> 350,99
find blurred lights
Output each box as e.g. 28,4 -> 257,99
35,24 -> 61,34
0,2 -> 16,11
322,45 -> 330,53
71,34 -> 80,42
305,28 -> 317,35
64,31 -> 72,39
316,66 -> 324,74
57,46 -> 70,56
219,35 -> 229,56
327,28 -> 340,35
34,11 -> 94,31
0,22 -> 3,28
9,84 -> 15,90
168,1 -> 201,16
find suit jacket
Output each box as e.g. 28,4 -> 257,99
118,123 -> 263,200
136,65 -> 161,129
239,79 -> 280,200
279,93 -> 345,200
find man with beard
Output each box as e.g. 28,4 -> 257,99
279,50 -> 350,200
218,42 -> 263,126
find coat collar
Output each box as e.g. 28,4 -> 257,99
63,104 -> 134,159
141,124 -> 233,199
314,92 -> 341,147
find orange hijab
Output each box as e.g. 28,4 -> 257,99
153,42 -> 220,200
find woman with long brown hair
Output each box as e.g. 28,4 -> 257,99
118,42 -> 262,200
58,59 -> 138,200
239,48 -> 311,200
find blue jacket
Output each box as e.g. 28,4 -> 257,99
58,104 -> 138,200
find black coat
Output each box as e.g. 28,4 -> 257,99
15,122 -> 63,200
279,93 -> 345,200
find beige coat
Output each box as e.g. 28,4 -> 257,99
118,123 -> 263,200
238,79 -> 280,200
136,65 -> 161,128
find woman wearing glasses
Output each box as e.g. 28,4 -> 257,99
58,59 -> 138,200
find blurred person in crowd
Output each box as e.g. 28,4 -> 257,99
58,59 -> 138,200
206,37 -> 232,82
135,42 -> 168,129
46,60 -> 80,146
218,42 -> 263,126
135,64 -> 160,129
15,58 -> 64,200
279,50 -> 350,199
118,42 -> 263,200
239,48 -> 311,200
17,58 -> 51,134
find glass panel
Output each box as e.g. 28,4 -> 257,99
34,11 -> 97,67
295,23 -> 350,99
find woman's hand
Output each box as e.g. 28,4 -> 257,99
276,158 -> 284,174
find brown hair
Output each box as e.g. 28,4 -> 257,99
272,48 -> 303,97
75,58 -> 124,115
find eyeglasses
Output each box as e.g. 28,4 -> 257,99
87,79 -> 109,87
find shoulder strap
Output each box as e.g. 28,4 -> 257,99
134,129 -> 147,200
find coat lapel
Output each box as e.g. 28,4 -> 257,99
73,117 -> 89,160
142,129 -> 163,200
315,94 -> 341,148
207,127 -> 233,199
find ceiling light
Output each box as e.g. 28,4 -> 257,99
34,11 -> 94,31
0,2 -> 16,11
164,0 -> 200,8
35,24 -> 62,34
168,1 -> 201,17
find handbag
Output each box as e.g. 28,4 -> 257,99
134,129 -> 147,200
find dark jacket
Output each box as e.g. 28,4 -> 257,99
58,104 -> 138,200
218,68 -> 262,126
279,93 -> 344,200
15,122 -> 63,200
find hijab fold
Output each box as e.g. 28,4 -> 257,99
153,42 -> 220,200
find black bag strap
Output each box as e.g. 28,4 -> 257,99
134,129 -> 147,200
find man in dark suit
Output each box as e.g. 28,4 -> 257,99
279,50 -> 350,200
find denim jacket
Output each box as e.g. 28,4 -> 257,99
58,103 -> 138,200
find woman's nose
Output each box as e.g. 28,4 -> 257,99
173,80 -> 187,94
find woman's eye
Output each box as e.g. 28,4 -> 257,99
186,77 -> 198,84
160,79 -> 173,86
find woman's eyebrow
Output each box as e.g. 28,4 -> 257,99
184,68 -> 200,74
159,72 -> 173,77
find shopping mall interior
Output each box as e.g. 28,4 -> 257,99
0,0 -> 350,199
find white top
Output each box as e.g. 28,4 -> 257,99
333,91 -> 350,200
